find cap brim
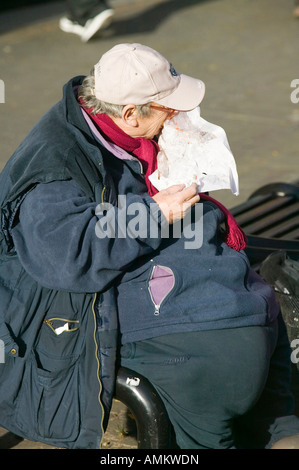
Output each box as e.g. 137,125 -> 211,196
155,74 -> 205,111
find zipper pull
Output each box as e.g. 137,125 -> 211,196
154,305 -> 160,316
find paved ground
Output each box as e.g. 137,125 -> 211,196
0,0 -> 298,450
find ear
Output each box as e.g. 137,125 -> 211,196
121,104 -> 139,128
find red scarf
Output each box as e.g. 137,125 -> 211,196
198,193 -> 247,251
82,107 -> 247,251
81,107 -> 159,196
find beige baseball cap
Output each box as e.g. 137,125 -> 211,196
93,43 -> 205,111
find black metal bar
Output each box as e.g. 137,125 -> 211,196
230,193 -> 274,218
248,182 -> 299,199
241,201 -> 299,235
245,235 -> 299,266
258,219 -> 299,239
115,367 -> 173,449
233,197 -> 294,228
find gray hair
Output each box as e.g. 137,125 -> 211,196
78,72 -> 152,118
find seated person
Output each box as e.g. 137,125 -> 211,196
0,43 -> 299,449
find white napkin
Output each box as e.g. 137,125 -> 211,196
149,107 -> 239,195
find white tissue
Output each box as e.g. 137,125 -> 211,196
54,323 -> 69,335
149,107 -> 239,195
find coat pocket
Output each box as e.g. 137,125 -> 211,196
16,317 -> 82,442
148,265 -> 175,315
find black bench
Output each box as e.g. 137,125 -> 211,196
115,180 -> 299,449
231,181 -> 299,266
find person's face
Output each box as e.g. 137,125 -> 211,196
113,103 -> 178,140
138,104 -> 177,139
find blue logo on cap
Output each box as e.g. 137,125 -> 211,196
170,64 -> 178,77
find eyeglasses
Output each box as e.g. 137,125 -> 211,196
150,103 -> 178,118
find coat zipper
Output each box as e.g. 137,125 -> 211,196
148,265 -> 175,316
101,186 -> 106,203
92,293 -> 105,449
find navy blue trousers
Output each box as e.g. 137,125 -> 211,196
121,314 -> 299,449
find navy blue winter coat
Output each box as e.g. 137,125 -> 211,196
0,76 -> 123,448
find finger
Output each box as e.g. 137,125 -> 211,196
182,196 -> 200,210
188,193 -> 200,203
181,194 -> 201,213
181,183 -> 198,198
177,185 -> 199,203
188,194 -> 201,205
164,184 -> 186,194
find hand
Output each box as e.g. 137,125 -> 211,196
152,183 -> 200,224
